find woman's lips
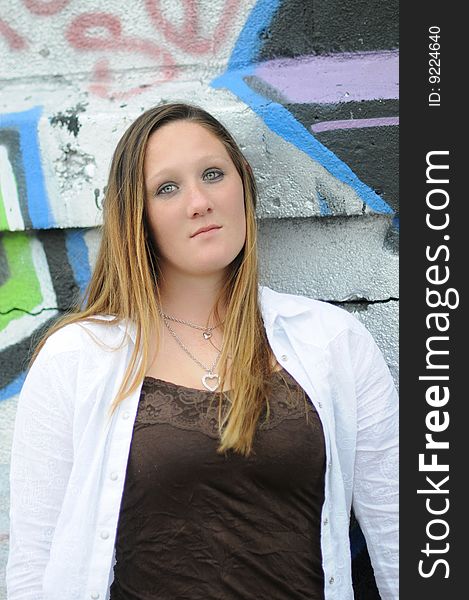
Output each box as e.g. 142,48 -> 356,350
191,225 -> 222,238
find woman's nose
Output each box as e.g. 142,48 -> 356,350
186,183 -> 213,217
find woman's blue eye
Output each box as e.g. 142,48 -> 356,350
157,183 -> 177,195
156,170 -> 222,195
203,169 -> 223,181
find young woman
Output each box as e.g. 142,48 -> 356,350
6,103 -> 398,599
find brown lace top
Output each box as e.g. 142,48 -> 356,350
110,368 -> 326,600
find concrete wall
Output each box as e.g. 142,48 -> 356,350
0,0 -> 398,596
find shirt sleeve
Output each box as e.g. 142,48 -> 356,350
350,326 -> 399,600
6,344 -> 74,599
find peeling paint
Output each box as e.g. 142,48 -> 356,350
49,103 -> 87,137
54,143 -> 96,190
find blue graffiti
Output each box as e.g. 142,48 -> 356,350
0,371 -> 26,402
212,0 -> 394,215
65,229 -> 91,299
0,106 -> 53,228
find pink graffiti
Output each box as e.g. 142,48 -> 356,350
144,0 -> 240,54
0,18 -> 28,50
5,2 -> 240,98
89,57 -> 175,100
66,12 -> 176,99
67,12 -> 124,51
23,0 -> 70,16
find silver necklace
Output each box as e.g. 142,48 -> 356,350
162,318 -> 221,392
160,311 -> 221,341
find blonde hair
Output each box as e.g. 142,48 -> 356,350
33,102 -> 274,455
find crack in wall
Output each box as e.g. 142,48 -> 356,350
333,297 -> 399,305
2,297 -> 399,317
331,297 -> 399,312
0,307 -> 58,316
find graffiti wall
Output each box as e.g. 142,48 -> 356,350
0,0 -> 398,597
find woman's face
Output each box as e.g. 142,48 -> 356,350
144,120 -> 246,281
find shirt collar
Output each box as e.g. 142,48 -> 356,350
259,285 -> 312,329
88,314 -> 138,345
117,319 -> 137,344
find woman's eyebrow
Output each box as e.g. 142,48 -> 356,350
146,155 -> 230,185
146,169 -> 175,186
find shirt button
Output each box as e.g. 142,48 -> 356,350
318,402 -> 322,408
328,461 -> 332,469
280,354 -> 288,361
329,576 -> 335,584
122,411 -> 130,420
110,472 -> 118,481
100,530 -> 109,540
90,593 -> 100,599
323,518 -> 328,525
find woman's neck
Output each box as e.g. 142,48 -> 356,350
158,272 -> 226,326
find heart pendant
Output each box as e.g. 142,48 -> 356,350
202,372 -> 220,392
203,331 -> 212,340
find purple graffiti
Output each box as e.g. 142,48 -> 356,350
312,116 -> 399,133
255,50 -> 399,104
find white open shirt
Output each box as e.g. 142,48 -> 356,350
6,286 -> 398,599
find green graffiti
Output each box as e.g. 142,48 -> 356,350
0,184 -> 8,231
0,232 -> 42,331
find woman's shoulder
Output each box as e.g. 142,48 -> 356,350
259,285 -> 363,324
259,286 -> 369,342
39,315 -> 134,360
